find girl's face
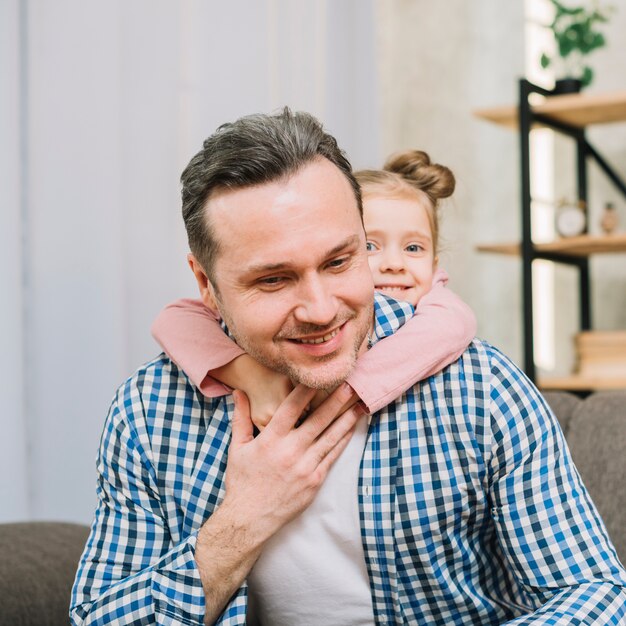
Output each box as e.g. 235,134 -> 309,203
364,193 -> 437,307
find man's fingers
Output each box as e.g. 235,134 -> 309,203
295,382 -> 357,443
265,384 -> 317,436
314,419 -> 359,477
308,403 -> 365,468
231,390 -> 254,446
336,395 -> 359,416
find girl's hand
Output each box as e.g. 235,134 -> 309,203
243,366 -> 294,430
211,355 -> 293,430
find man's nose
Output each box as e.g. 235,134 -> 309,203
294,275 -> 340,325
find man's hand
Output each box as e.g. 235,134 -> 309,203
195,383 -> 364,624
225,383 -> 362,538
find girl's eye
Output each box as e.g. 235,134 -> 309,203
366,241 -> 377,252
405,244 -> 423,253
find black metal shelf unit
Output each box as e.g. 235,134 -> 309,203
518,78 -> 626,382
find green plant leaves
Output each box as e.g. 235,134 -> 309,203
581,66 -> 594,87
539,0 -> 612,88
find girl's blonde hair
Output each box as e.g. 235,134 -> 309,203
355,150 -> 455,253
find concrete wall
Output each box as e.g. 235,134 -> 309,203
375,0 -> 526,362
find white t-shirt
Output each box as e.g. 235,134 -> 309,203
247,415 -> 375,625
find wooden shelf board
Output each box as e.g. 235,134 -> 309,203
474,90 -> 626,129
539,375 -> 626,392
473,105 -> 520,130
476,243 -> 520,256
476,233 -> 626,257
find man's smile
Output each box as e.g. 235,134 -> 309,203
291,325 -> 343,345
281,321 -> 351,359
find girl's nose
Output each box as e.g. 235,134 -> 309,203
379,248 -> 405,272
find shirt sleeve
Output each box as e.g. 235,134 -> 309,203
347,269 -> 477,413
70,380 -> 247,626
151,298 -> 245,397
486,349 -> 626,625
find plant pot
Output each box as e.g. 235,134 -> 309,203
553,78 -> 583,94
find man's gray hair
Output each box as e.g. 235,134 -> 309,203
181,107 -> 362,282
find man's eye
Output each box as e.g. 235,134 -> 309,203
405,244 -> 423,253
327,256 -> 348,269
258,276 -> 285,287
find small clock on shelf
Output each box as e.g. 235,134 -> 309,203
556,199 -> 586,238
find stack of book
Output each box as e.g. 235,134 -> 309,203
575,331 -> 626,378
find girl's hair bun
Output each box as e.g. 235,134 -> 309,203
384,150 -> 455,202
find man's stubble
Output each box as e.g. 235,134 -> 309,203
218,300 -> 374,391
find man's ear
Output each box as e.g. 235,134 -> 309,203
187,254 -> 219,311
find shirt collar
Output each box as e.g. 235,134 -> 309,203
370,292 -> 414,347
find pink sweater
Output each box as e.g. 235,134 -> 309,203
151,269 -> 476,413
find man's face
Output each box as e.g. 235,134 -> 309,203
195,157 -> 374,390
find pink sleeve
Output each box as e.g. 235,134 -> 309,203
347,269 -> 477,414
151,299 -> 245,397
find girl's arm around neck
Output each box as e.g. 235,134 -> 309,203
347,269 -> 476,414
151,298 -> 245,397
151,299 -> 292,428
151,268 -> 476,421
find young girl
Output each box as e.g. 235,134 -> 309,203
152,150 -> 475,427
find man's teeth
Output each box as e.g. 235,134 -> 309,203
297,328 -> 340,345
380,286 -> 408,292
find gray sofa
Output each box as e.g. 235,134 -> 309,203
0,521 -> 89,626
542,390 -> 626,562
0,391 -> 624,625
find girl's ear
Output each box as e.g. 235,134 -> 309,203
433,255 -> 439,269
187,254 -> 219,311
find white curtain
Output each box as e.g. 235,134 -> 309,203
1,0 -> 379,523
1,0 -> 29,521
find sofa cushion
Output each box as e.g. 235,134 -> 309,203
566,391 -> 626,564
0,521 -> 89,626
542,390 -> 582,436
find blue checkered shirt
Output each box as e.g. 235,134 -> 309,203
71,294 -> 626,625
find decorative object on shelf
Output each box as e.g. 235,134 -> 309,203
555,198 -> 587,237
600,201 -> 619,234
539,0 -> 614,90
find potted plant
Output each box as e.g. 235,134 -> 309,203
539,0 -> 613,92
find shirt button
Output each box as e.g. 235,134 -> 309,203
364,485 -> 371,497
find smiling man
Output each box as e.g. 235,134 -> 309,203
187,156 -> 374,391
71,109 -> 626,626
